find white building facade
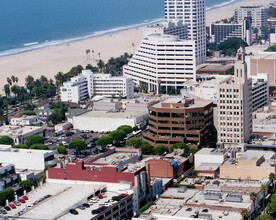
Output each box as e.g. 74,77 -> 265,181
234,6 -> 268,38
164,0 -> 206,65
123,33 -> 196,94
61,70 -> 134,103
217,48 -> 253,144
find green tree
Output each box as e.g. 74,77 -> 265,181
0,188 -> 14,204
189,148 -> 199,155
12,144 -> 29,149
154,145 -> 169,155
19,180 -> 33,189
265,45 -> 276,52
126,137 -> 142,148
21,110 -> 36,115
109,130 -> 126,141
266,194 -> 276,217
132,126 -> 139,131
240,209 -> 249,220
3,84 -> 10,97
170,143 -> 189,153
0,136 -> 13,145
30,144 -> 49,150
269,173 -> 275,192
55,72 -> 65,87
140,144 -> 154,155
69,138 -> 87,152
260,184 -> 268,208
250,192 -> 258,217
96,136 -> 113,147
97,60 -> 105,73
117,125 -> 133,134
26,135 -> 44,147
52,146 -> 67,154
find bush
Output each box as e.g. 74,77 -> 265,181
26,135 -> 44,147
30,144 -> 49,150
117,125 -> 133,134
126,137 -> 142,148
170,143 -> 189,153
0,188 -> 14,204
12,144 -> 29,149
137,202 -> 155,214
189,148 -> 199,155
19,180 -> 33,189
52,146 -> 67,154
0,136 -> 13,145
140,144 -> 154,155
96,136 -> 113,147
154,145 -> 169,155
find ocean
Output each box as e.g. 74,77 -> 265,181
0,0 -> 240,57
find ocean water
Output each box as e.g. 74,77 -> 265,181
0,0 -> 240,57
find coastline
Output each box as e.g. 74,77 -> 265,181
0,0 -> 272,94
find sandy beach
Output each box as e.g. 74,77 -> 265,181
0,0 -> 272,94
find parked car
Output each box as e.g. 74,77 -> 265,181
4,206 -> 11,211
69,209 -> 78,215
111,196 -> 124,201
120,193 -> 129,197
44,194 -> 51,199
0,208 -> 7,214
97,194 -> 103,199
22,196 -> 29,200
91,208 -> 101,214
9,203 -> 16,209
14,201 -> 21,206
82,203 -> 90,208
18,198 -> 25,203
78,205 -> 85,210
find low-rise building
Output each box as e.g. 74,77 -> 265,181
0,145 -> 57,170
220,150 -> 276,181
72,109 -> 148,132
0,163 -> 20,190
48,148 -> 146,211
143,98 -> 215,147
60,70 -> 134,103
0,125 -> 45,145
10,115 -> 41,126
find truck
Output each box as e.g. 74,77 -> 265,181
54,122 -> 72,132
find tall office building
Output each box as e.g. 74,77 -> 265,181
217,48 -> 252,143
123,33 -> 196,94
164,0 -> 206,65
234,6 -> 268,38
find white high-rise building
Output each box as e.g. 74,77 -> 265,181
164,0 -> 206,65
61,70 -> 134,103
235,6 -> 268,38
217,48 -> 252,144
123,33 -> 196,94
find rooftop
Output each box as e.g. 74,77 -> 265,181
195,148 -> 226,156
73,109 -> 147,119
0,125 -> 44,136
152,98 -> 212,109
0,145 -> 55,155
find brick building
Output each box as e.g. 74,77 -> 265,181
143,98 -> 215,147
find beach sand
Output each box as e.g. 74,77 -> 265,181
0,0 -> 272,94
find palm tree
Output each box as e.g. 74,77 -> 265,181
97,60 -> 105,73
269,173 -> 275,192
250,192 -> 258,217
40,75 -> 48,85
7,77 -> 12,86
11,75 -> 16,84
55,72 -> 65,87
260,184 -> 268,208
3,84 -> 10,97
15,77 -> 18,85
240,209 -> 249,220
86,49 -> 90,61
25,75 -> 34,92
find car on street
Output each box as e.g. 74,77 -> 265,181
69,209 -> 78,215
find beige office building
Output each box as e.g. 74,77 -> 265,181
250,52 -> 276,86
217,48 -> 252,144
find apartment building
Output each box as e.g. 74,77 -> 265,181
211,17 -> 252,45
234,5 -> 268,38
143,97 -> 214,147
217,48 -> 252,144
61,70 -> 134,103
123,33 -> 196,94
164,0 -> 206,65
0,163 -> 19,190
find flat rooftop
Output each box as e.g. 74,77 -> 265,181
197,64 -> 233,72
0,125 -> 43,136
75,110 -> 147,119
152,98 -> 212,109
0,145 -> 54,155
196,148 -> 226,155
253,52 -> 276,60
94,152 -> 138,166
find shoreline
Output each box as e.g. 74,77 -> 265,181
0,0 -> 272,95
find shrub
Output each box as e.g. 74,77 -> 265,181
154,145 -> 169,155
140,144 -> 154,155
0,136 -> 13,145
30,144 -> 49,150
26,135 -> 44,147
126,137 -> 142,148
